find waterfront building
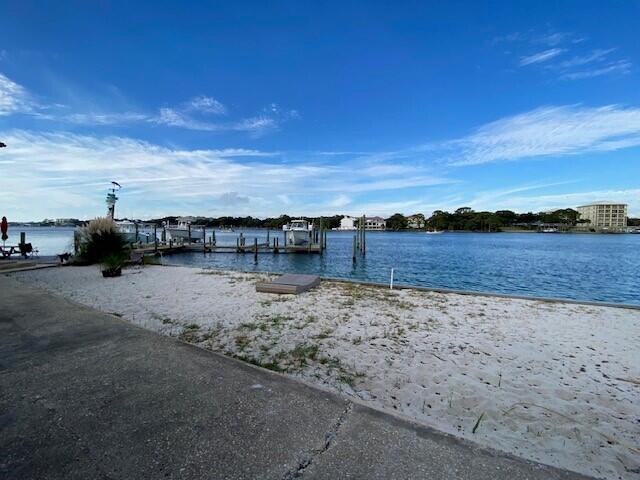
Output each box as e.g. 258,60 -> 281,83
365,216 -> 386,230
407,214 -> 426,229
577,202 -> 627,231
338,216 -> 357,230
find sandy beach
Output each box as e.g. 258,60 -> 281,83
8,265 -> 640,479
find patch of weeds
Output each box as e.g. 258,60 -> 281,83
338,373 -> 356,388
318,356 -> 342,370
290,343 -> 319,363
179,323 -> 201,342
352,336 -> 363,345
234,355 -> 285,373
234,334 -> 251,351
240,321 -> 260,331
314,327 -> 334,340
200,323 -> 222,342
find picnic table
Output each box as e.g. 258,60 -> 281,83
1,243 -> 36,259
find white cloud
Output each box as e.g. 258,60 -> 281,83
448,105 -> 640,166
328,195 -> 351,208
0,73 -> 35,116
519,48 -> 566,66
217,191 -> 250,205
187,95 -> 226,115
559,48 -> 616,68
560,60 -> 631,80
0,129 -> 453,220
499,29 -> 630,80
0,71 -> 295,136
62,112 -> 149,125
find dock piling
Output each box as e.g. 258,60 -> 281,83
352,235 -> 356,263
254,237 -> 258,263
154,225 -> 158,252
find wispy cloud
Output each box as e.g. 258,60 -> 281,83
0,71 -> 295,136
446,104 -> 640,166
519,48 -> 566,66
0,72 -> 35,115
0,129 -> 455,220
498,29 -> 631,80
558,48 -> 616,68
560,60 -> 632,80
186,95 -> 226,115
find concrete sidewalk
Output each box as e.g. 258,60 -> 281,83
0,275 -> 591,480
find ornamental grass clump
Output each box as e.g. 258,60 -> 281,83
77,217 -> 128,265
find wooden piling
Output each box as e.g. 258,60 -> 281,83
212,230 -> 216,246
352,235 -> 356,263
203,227 -> 207,252
188,224 -> 191,244
134,222 -> 139,244
254,237 -> 258,262
154,225 -> 158,252
362,214 -> 366,256
20,231 -> 26,245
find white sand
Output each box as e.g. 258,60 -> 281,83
9,265 -> 640,479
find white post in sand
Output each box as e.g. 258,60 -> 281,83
390,268 -> 394,290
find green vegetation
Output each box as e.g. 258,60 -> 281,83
77,217 -> 128,264
426,207 -> 581,232
385,213 -> 409,231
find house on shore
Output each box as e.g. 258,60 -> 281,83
365,216 -> 386,230
337,216 -> 357,230
407,214 -> 426,229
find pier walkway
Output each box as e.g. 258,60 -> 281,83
0,275 -> 591,480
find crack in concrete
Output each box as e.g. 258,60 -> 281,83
283,401 -> 353,479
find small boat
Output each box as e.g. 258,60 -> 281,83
116,220 -> 151,244
541,228 -> 558,233
164,218 -> 204,242
283,219 -> 313,246
425,230 -> 443,234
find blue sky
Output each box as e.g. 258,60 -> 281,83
1,1 -> 639,221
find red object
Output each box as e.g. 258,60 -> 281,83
1,216 -> 8,242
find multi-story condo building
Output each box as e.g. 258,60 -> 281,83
577,202 -> 627,231
364,216 -> 386,230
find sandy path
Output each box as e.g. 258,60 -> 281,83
10,265 -> 640,479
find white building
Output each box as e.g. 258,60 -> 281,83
407,214 -> 425,229
337,216 -> 357,230
364,216 -> 386,230
577,202 -> 627,231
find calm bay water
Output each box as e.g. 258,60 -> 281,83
11,227 -> 640,305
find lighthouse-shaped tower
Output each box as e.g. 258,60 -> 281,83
105,182 -> 121,219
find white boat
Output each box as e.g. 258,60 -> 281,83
165,219 -> 204,243
116,220 -> 152,244
425,230 -> 443,234
283,219 -> 313,246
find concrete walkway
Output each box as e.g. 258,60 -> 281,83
0,275 -> 592,480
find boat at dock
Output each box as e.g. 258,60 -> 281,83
425,230 -> 443,234
283,219 -> 313,246
164,218 -> 204,243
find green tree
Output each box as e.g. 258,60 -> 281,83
385,213 -> 408,231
